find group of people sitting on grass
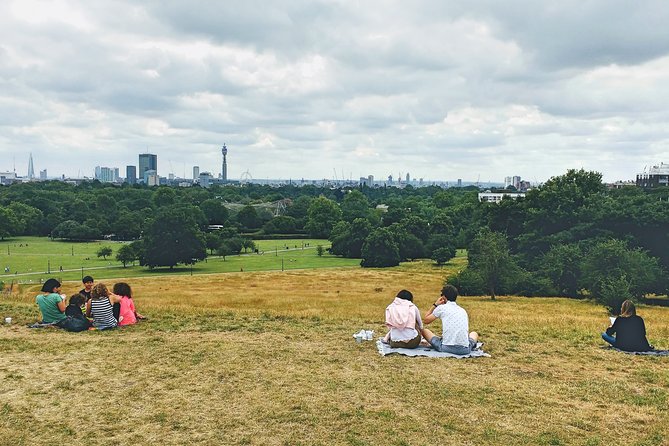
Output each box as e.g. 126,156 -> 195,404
35,275 -> 144,332
383,285 -> 656,354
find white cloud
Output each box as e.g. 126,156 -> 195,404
1,0 -> 669,182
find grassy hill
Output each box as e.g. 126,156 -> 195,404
1,262 -> 668,445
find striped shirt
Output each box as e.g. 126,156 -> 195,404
90,297 -> 118,329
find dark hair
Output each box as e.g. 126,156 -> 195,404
82,276 -> 94,284
41,278 -> 61,293
441,285 -> 458,302
396,289 -> 413,301
69,294 -> 85,307
91,283 -> 109,300
113,282 -> 132,298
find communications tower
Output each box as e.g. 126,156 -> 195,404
221,143 -> 228,182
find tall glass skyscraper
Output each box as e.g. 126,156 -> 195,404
139,153 -> 157,182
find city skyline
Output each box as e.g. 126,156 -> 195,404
1,2 -> 669,182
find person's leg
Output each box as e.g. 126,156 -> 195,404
439,344 -> 471,355
601,332 -> 616,346
421,327 -> 437,344
469,331 -> 479,343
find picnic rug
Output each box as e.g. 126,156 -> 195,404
606,346 -> 669,356
376,339 -> 491,358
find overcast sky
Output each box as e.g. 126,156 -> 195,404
1,1 -> 669,183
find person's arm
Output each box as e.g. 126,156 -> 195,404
423,297 -> 445,325
56,298 -> 66,313
109,293 -> 122,304
605,318 -> 618,336
415,306 -> 423,330
85,300 -> 92,318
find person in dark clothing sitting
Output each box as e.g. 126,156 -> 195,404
602,300 -> 653,352
65,294 -> 92,329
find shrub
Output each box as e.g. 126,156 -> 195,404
446,269 -> 485,296
595,275 -> 634,315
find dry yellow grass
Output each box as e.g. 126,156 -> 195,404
1,263 -> 668,445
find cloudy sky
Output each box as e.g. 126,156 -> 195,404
1,0 -> 668,183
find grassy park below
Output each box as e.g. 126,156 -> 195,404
0,236 -> 360,284
1,259 -> 668,445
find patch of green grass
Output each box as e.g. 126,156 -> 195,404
0,236 -> 360,283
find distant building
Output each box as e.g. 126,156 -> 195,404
39,169 -> 47,180
637,163 -> 669,188
388,174 -> 393,184
221,144 -> 228,182
139,153 -> 157,182
145,170 -> 159,186
126,166 -> 137,184
95,166 -> 119,183
478,192 -> 526,203
406,172 -> 410,183
0,171 -> 17,185
193,166 -> 200,180
199,171 -> 213,188
457,179 -> 462,188
28,153 -> 35,180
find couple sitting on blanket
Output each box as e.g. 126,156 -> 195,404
382,285 -> 479,355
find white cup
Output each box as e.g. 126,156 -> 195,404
5,317 -> 11,324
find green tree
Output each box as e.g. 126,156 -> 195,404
580,239 -> 666,300
152,187 -> 177,207
237,205 -> 261,230
52,220 -> 99,241
112,211 -> 142,240
205,232 -> 221,254
316,245 -> 324,257
539,244 -> 583,298
0,207 -> 19,240
96,246 -> 113,260
341,190 -> 371,222
7,203 -> 43,235
141,205 -> 207,268
305,197 -> 342,238
361,228 -> 400,267
116,244 -> 137,267
262,216 -> 297,234
432,246 -> 456,266
200,199 -> 229,225
468,228 -> 516,299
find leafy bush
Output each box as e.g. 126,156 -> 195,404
595,275 -> 634,315
446,269 -> 485,296
431,246 -> 456,266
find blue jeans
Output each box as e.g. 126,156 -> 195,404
429,336 -> 476,355
601,332 -> 616,346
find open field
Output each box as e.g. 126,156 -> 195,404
0,237 -> 359,283
1,260 -> 668,445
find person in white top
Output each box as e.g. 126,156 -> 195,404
420,285 -> 479,355
381,289 -> 423,348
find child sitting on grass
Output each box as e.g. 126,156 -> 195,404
112,282 -> 145,326
65,294 -> 92,329
86,283 -> 121,330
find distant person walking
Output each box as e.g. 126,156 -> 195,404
420,285 -> 479,355
602,300 -> 653,352
382,290 -> 423,348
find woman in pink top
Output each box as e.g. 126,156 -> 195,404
382,289 -> 423,348
112,282 -> 144,326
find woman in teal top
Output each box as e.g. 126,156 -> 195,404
36,278 -> 67,324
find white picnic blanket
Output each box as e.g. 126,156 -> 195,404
376,339 -> 491,358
